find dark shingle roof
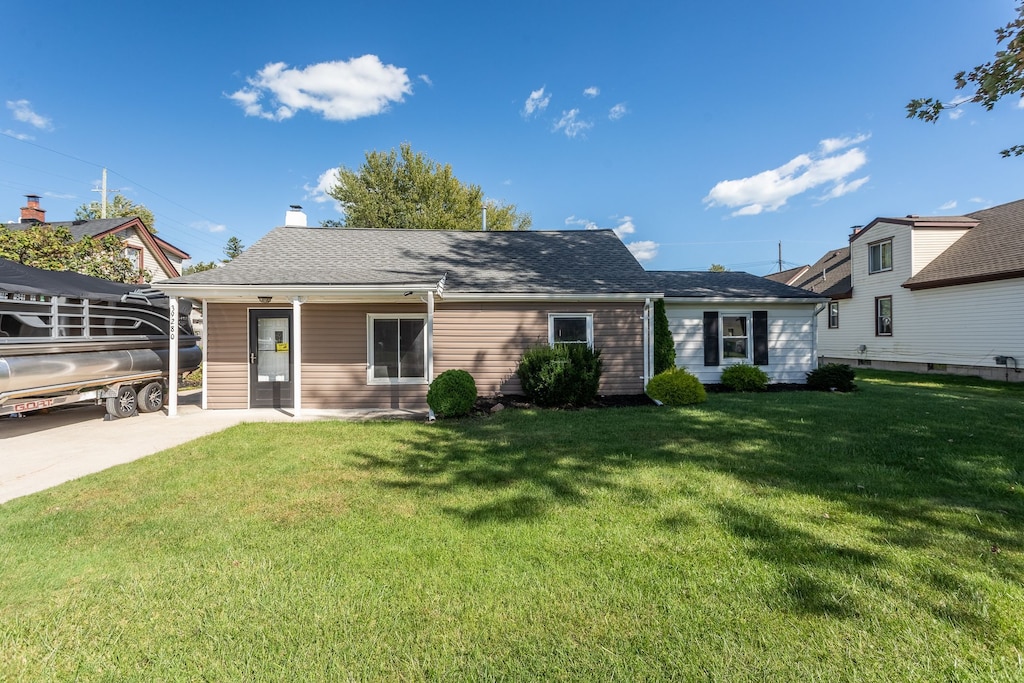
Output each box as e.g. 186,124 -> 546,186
9,218 -> 134,240
776,247 -> 852,299
164,227 -> 656,295
647,270 -> 826,299
903,199 -> 1024,289
764,265 -> 808,286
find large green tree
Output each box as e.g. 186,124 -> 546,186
0,224 -> 139,283
907,2 -> 1024,157
75,194 -> 158,233
328,143 -> 531,231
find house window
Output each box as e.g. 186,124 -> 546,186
367,315 -> 427,383
124,246 -> 142,272
868,240 -> 892,274
721,315 -> 749,360
875,296 -> 892,336
828,301 -> 839,329
548,313 -> 593,348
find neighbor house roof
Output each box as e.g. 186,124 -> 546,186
765,247 -> 852,299
903,198 -> 1024,290
647,270 -> 827,301
161,227 -> 658,297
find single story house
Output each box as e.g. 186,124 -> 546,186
12,195 -> 189,281
646,270 -> 828,384
156,216 -> 660,413
783,198 -> 1024,382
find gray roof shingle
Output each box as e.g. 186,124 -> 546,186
164,227 -> 656,295
903,198 -> 1024,289
647,270 -> 827,299
766,247 -> 852,299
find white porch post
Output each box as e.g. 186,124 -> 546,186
201,299 -> 208,410
168,296 -> 179,417
293,296 -> 304,417
426,290 -> 435,382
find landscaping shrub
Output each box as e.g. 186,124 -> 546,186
517,344 -> 603,407
653,299 -> 676,375
426,369 -> 478,418
806,363 -> 857,392
646,367 -> 707,406
720,364 -> 769,392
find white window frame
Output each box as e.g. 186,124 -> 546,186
366,313 -> 428,385
548,313 -> 594,348
720,313 -> 751,363
828,301 -> 839,329
868,239 -> 893,274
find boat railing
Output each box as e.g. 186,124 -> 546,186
0,291 -> 187,340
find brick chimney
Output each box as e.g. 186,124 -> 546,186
20,195 -> 46,224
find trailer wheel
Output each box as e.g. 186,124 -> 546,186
137,382 -> 165,413
106,386 -> 138,418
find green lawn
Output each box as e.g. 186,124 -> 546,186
2,370 -> 1023,681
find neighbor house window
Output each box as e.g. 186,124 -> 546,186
828,301 -> 839,329
367,314 -> 427,383
721,315 -> 749,360
875,296 -> 892,336
124,246 -> 142,273
868,239 -> 892,274
548,313 -> 593,348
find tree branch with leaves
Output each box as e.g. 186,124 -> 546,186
906,2 -> 1024,157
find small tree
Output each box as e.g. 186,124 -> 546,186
709,263 -> 728,272
182,260 -> 218,275
0,224 -> 138,283
223,236 -> 245,261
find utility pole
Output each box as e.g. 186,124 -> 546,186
91,168 -> 120,219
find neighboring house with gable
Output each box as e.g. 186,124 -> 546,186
647,270 -> 827,384
10,195 -> 188,282
156,210 -> 660,412
786,199 -> 1024,382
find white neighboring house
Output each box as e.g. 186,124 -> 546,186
798,198 -> 1024,382
647,271 -> 827,384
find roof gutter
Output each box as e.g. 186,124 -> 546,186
664,296 -> 828,304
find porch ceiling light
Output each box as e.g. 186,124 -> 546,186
258,296 -> 272,303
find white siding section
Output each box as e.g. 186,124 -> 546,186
121,227 -> 180,281
911,227 -> 970,276
818,221 -> 1024,371
665,301 -> 819,383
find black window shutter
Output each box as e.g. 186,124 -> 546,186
753,310 -> 769,365
703,312 -> 719,366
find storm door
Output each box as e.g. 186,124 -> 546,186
249,309 -> 294,408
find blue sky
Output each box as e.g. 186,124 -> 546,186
2,0 -> 1021,274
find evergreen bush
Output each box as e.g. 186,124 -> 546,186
516,344 -> 603,407
653,299 -> 676,374
646,368 -> 707,406
426,369 -> 478,418
806,363 -> 857,392
720,364 -> 769,392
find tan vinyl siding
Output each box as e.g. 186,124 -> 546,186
434,302 -> 645,395
205,303 -> 255,409
204,300 -> 646,409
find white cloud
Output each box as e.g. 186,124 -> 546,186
704,137 -> 871,216
583,86 -> 600,98
193,220 -> 227,233
43,191 -> 77,200
2,129 -> 34,141
818,133 -> 871,154
938,200 -> 957,211
553,109 -> 593,138
522,86 -> 551,117
625,240 -> 658,262
228,56 -> 413,122
949,109 -> 965,120
608,102 -> 628,121
969,196 -> 988,204
1017,96 -> 1024,109
304,167 -> 343,206
6,100 -> 52,130
418,74 -> 433,87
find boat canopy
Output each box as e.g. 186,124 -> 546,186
0,258 -> 162,304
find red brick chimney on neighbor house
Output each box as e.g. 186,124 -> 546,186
20,194 -> 46,224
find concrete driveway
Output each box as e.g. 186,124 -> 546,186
0,391 -> 424,505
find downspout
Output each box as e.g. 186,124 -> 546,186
427,289 -> 436,421
168,296 -> 179,417
293,296 -> 304,418
811,302 -> 826,369
643,298 -> 653,388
